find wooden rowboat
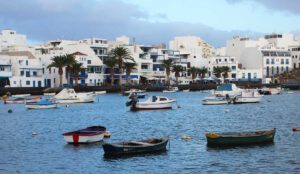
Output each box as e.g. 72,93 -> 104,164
102,137 -> 169,157
206,128 -> 276,147
63,126 -> 106,144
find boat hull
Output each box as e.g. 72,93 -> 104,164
26,104 -> 57,109
233,97 -> 261,104
202,100 -> 228,105
103,137 -> 169,157
206,129 -> 276,147
63,133 -> 104,144
131,102 -> 174,111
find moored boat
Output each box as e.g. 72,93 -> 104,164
4,96 -> 41,104
26,99 -> 57,109
63,126 -> 106,144
202,96 -> 229,105
126,96 -> 176,111
102,137 -> 169,157
12,94 -> 31,97
205,128 -> 276,147
43,92 -> 56,96
163,87 -> 179,93
233,91 -> 262,104
212,83 -> 243,97
53,88 -> 96,104
122,89 -> 146,96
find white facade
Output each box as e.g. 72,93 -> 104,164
289,46 -> 300,69
208,56 -> 238,79
0,51 -> 44,87
0,29 -> 28,52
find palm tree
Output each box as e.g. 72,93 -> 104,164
103,56 -> 118,86
72,62 -> 84,87
110,46 -> 133,86
221,66 -> 231,79
187,67 -> 198,81
162,59 -> 173,85
65,54 -> 77,87
198,67 -> 208,79
47,55 -> 66,87
172,65 -> 183,85
123,61 -> 137,85
213,66 -> 223,78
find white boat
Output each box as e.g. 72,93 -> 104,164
12,94 -> 31,97
212,83 -> 243,97
182,89 -> 190,92
94,91 -> 106,95
26,99 -> 57,109
53,88 -> 96,104
123,89 -> 146,96
63,126 -> 106,144
233,91 -> 262,104
202,96 -> 228,105
269,87 -> 282,95
127,96 -> 176,111
163,87 -> 179,93
43,92 -> 56,96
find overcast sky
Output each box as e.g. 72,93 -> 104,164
1,0 -> 300,47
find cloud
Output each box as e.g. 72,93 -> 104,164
227,0 -> 300,15
0,0 -> 262,47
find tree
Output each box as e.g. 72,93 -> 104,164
123,61 -> 137,85
162,59 -> 173,85
72,62 -> 84,87
47,55 -> 66,87
64,54 -> 77,87
187,67 -> 198,81
172,65 -> 183,85
221,66 -> 231,79
198,67 -> 208,79
110,46 -> 133,86
103,56 -> 118,86
213,66 -> 223,78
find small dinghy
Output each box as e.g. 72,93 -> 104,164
202,96 -> 229,105
163,87 -> 179,93
4,96 -> 41,104
102,137 -> 169,157
26,99 -> 57,109
126,96 -> 176,111
122,89 -> 146,96
128,92 -> 147,99
206,128 -> 276,147
63,126 -> 106,144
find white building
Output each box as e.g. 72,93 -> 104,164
289,46 -> 300,69
0,51 -> 44,87
208,56 -> 238,79
34,39 -> 104,87
0,29 -> 28,52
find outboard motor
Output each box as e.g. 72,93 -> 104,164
126,93 -> 138,107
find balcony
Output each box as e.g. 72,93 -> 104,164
0,71 -> 12,77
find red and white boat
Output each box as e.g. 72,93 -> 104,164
127,96 -> 176,111
63,126 -> 106,144
4,96 -> 41,104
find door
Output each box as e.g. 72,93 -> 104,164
47,79 -> 51,87
248,73 -> 251,81
33,81 -> 36,87
38,81 -> 42,87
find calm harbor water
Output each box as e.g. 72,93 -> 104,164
1,91 -> 300,173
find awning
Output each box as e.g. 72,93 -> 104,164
141,75 -> 161,80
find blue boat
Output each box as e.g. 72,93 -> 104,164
25,99 -> 57,109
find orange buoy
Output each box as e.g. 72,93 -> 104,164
104,131 -> 111,138
292,127 -> 300,131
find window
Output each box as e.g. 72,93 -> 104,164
286,66 -> 289,72
276,66 -> 279,74
20,71 -> 24,76
0,67 -> 4,71
42,68 -> 44,74
266,59 -> 269,64
26,71 -> 30,77
254,73 -> 257,79
49,68 -> 51,74
271,67 -> 274,75
26,60 -> 28,66
194,56 -> 196,58
281,67 -> 284,72
54,78 -> 56,84
271,59 -> 274,64
286,59 -> 289,64
231,58 -> 234,62
242,73 -> 245,79
26,81 -> 30,85
54,69 -> 55,73
231,66 -> 236,70
33,71 -> 37,76
281,59 -> 284,64
88,60 -> 91,64
266,67 -> 269,77
14,81 -> 16,84
141,65 -> 148,69
296,55 -> 298,58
